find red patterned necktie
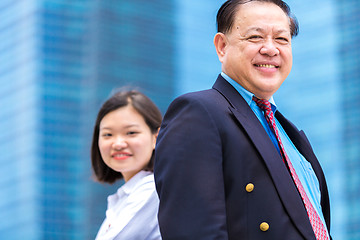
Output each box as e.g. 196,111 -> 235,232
253,96 -> 329,240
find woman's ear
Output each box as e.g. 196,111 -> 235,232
152,127 -> 160,149
155,127 -> 160,139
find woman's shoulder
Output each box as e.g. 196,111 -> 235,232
125,171 -> 156,195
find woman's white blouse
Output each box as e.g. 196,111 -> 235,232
95,171 -> 161,240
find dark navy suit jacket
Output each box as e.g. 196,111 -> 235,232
154,75 -> 331,239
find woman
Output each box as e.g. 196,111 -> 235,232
91,90 -> 162,240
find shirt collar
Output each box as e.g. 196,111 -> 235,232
221,72 -> 278,112
120,170 -> 152,195
108,170 -> 152,209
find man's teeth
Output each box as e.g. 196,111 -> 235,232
257,64 -> 276,68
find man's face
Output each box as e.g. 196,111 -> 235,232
215,1 -> 293,100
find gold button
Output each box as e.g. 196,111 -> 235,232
245,183 -> 254,192
260,222 -> 269,232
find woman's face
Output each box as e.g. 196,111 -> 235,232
98,105 -> 157,182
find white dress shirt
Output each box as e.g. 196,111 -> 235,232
95,171 -> 161,240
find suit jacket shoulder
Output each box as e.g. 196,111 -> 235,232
155,74 -> 331,239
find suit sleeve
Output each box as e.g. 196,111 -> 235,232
154,94 -> 228,239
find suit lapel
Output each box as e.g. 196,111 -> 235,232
276,112 -> 331,231
213,75 -> 316,240
275,112 -> 321,179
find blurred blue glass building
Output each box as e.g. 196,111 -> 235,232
0,0 -> 174,239
0,0 -> 359,239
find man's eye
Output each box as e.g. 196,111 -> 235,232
248,35 -> 262,39
276,37 -> 289,43
246,35 -> 263,42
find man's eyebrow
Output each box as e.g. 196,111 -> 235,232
243,27 -> 265,34
241,27 -> 290,35
274,29 -> 291,35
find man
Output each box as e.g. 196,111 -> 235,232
154,0 -> 332,239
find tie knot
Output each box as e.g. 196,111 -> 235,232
252,96 -> 272,112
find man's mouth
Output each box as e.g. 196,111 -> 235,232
254,64 -> 279,68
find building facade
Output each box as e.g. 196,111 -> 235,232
0,0 -> 174,239
337,1 -> 360,239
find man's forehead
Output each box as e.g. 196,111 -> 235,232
232,3 -> 291,32
233,1 -> 289,20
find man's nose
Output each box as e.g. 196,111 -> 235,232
260,39 -> 279,57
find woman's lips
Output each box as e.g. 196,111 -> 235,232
112,152 -> 132,160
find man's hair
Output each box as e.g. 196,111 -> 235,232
216,0 -> 299,37
90,90 -> 162,184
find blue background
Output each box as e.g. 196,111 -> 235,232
0,0 -> 358,239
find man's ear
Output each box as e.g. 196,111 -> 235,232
214,32 -> 227,63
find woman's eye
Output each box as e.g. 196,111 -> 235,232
127,131 -> 139,135
101,133 -> 112,137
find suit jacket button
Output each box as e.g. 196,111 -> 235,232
260,222 -> 269,232
245,183 -> 254,192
